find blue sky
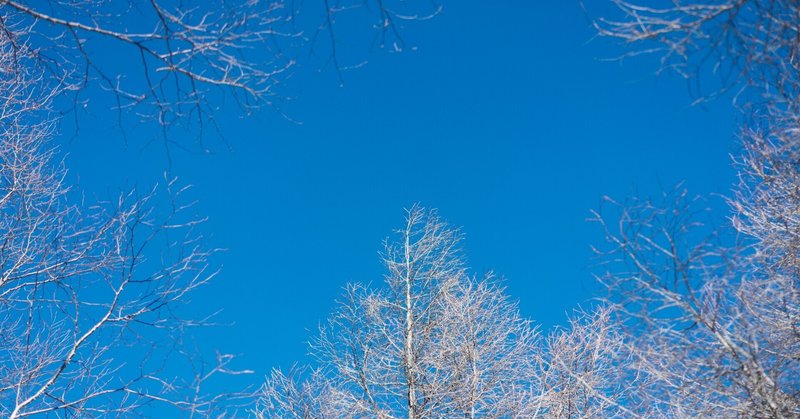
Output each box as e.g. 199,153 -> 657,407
62,0 -> 738,391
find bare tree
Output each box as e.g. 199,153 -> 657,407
591,184 -> 799,416
259,206 -> 540,418
0,33 -> 251,417
588,1 -> 800,416
0,0 -> 441,147
591,0 -> 800,110
257,206 -> 646,418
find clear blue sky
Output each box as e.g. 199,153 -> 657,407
62,0 -> 737,393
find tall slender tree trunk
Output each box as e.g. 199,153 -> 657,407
403,227 -> 418,419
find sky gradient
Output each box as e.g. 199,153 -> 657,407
61,0 -> 739,390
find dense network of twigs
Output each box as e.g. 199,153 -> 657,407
594,0 -> 800,111
0,31 -> 258,416
0,0 -> 441,148
589,0 -> 800,416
